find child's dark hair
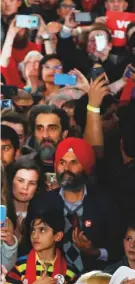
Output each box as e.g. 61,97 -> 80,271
123,221 -> 135,238
21,208 -> 65,255
1,124 -> 20,151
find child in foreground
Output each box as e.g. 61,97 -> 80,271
6,208 -> 77,284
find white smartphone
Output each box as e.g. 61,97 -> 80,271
16,15 -> 39,29
95,35 -> 107,52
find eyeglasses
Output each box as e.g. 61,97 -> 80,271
60,3 -> 76,8
35,124 -> 61,133
42,65 -> 63,70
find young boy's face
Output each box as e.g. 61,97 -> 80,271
123,229 -> 135,262
30,219 -> 62,252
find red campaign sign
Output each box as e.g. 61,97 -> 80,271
106,11 -> 135,47
120,79 -> 135,101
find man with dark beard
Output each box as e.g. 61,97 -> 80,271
24,104 -> 69,174
26,137 -> 123,275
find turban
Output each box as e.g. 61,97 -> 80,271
55,138 -> 95,174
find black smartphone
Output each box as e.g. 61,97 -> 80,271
91,66 -> 107,81
1,85 -> 18,99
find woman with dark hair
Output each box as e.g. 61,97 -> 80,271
39,54 -> 63,98
6,157 -> 43,242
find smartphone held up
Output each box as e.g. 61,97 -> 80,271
0,205 -> 6,228
54,74 -> 77,86
16,15 -> 39,29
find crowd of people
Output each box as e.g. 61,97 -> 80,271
0,0 -> 135,283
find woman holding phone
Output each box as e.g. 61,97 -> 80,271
39,54 -> 63,98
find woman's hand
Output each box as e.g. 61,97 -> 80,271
7,17 -> 21,38
69,68 -> 89,92
0,265 -> 7,284
0,218 -> 15,246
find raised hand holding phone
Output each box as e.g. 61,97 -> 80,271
0,215 -> 15,247
16,15 -> 39,29
69,68 -> 89,92
89,73 -> 110,107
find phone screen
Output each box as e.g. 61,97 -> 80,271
91,67 -> 106,81
16,15 -> 39,29
95,35 -> 107,52
54,74 -> 77,86
0,99 -> 12,109
0,205 -> 6,228
75,12 -> 92,22
125,67 -> 131,79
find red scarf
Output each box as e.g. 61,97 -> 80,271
24,248 -> 67,284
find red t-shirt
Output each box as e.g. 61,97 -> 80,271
1,42 -> 42,87
1,57 -> 24,88
12,41 -> 41,63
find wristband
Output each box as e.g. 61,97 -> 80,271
76,27 -> 82,35
87,104 -> 100,113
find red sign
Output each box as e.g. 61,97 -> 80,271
106,11 -> 135,47
120,79 -> 135,101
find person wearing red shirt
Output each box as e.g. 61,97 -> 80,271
0,17 -> 42,87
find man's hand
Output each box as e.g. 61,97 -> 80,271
0,218 -> 15,246
72,228 -> 100,258
69,68 -> 89,92
95,16 -> 107,24
88,73 -> 110,107
72,228 -> 92,250
33,272 -> 57,284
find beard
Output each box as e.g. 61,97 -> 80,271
56,170 -> 87,192
35,137 -> 58,165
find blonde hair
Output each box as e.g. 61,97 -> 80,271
75,271 -> 112,284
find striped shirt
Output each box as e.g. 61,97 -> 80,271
6,254 -> 76,284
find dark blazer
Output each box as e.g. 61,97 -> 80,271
27,186 -> 123,271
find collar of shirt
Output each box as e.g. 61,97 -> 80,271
36,253 -> 57,272
59,186 -> 87,210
